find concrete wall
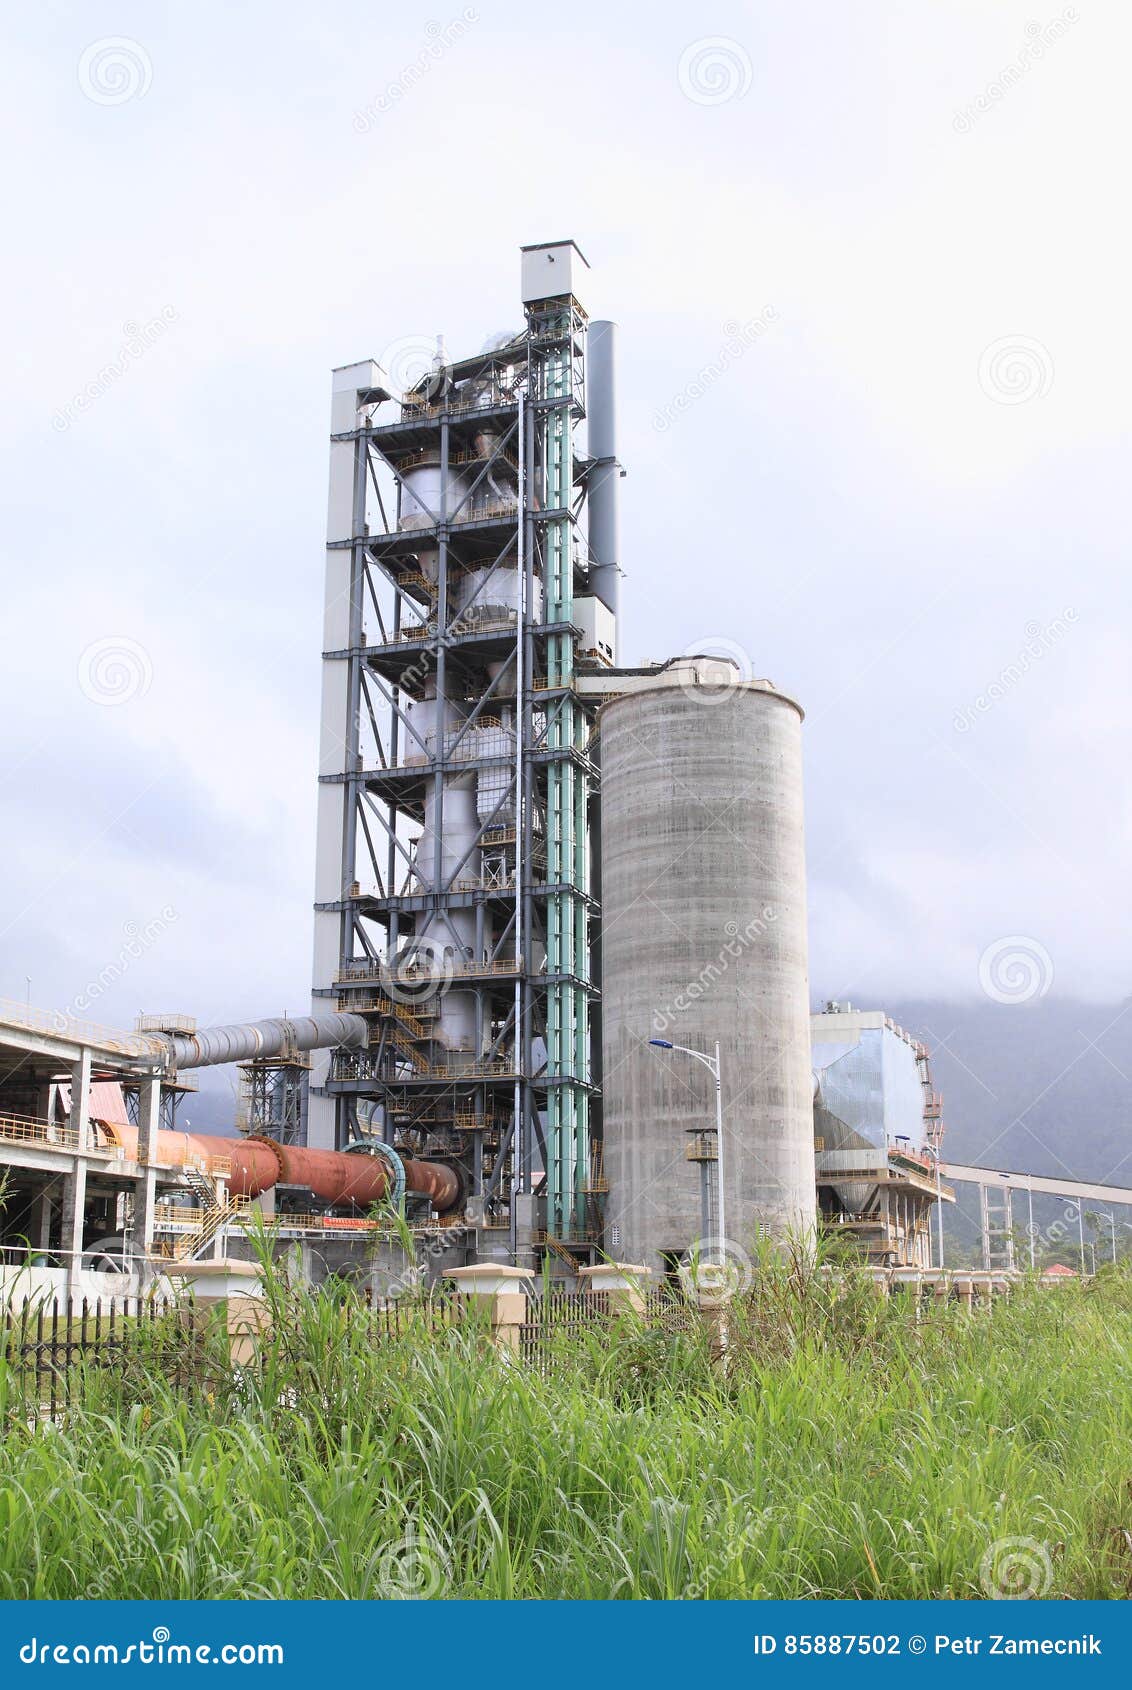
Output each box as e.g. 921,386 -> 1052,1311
599,679 -> 816,1269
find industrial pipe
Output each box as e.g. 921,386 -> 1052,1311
586,318 -> 621,641
101,1123 -> 462,1214
156,1014 -> 370,1072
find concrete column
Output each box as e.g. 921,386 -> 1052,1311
575,1261 -> 650,1315
63,1162 -> 87,1289
445,1264 -> 533,1350
309,360 -> 380,1153
68,1047 -> 92,1149
164,1260 -> 270,1366
695,1270 -> 733,1370
29,1189 -> 53,1252
131,1075 -> 161,1255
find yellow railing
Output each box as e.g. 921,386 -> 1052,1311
409,1057 -> 520,1080
0,1113 -> 80,1150
338,958 -> 520,986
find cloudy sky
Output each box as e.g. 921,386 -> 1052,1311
2,0 -> 1128,1079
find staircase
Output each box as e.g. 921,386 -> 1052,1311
171,1196 -> 251,1261
171,1166 -> 249,1261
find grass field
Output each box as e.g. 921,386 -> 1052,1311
2,1258 -> 1131,1600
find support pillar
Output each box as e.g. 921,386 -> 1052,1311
677,1260 -> 733,1368
68,1047 -> 92,1149
63,1162 -> 87,1293
28,1189 -> 53,1253
131,1075 -> 161,1256
445,1264 -> 533,1351
576,1261 -> 650,1315
164,1260 -> 270,1366
309,359 -> 380,1153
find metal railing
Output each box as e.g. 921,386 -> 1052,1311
337,958 -> 521,985
0,998 -> 161,1059
0,1113 -> 81,1151
1,1296 -> 199,1418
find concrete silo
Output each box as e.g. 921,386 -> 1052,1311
597,664 -> 816,1269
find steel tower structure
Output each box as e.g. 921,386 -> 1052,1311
309,242 -> 618,1251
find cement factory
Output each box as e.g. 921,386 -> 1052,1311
3,241 -> 1129,1299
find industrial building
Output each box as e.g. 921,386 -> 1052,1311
10,237 -> 1118,1301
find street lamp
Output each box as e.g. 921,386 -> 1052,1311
925,1140 -> 946,1270
649,1037 -> 725,1260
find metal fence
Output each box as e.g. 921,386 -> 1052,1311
1,1286 -> 707,1415
365,1294 -> 468,1339
1,1296 -> 195,1418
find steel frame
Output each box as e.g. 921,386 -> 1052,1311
311,292 -> 604,1245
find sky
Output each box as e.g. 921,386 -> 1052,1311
2,0 -> 1129,1092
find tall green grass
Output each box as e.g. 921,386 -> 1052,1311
2,1259 -> 1131,1600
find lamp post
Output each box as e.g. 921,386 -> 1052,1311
649,1037 -> 725,1262
927,1141 -> 945,1270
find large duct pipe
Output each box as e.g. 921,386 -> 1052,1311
159,1014 -> 370,1072
102,1122 -> 462,1214
586,319 -> 620,643
229,1138 -> 462,1212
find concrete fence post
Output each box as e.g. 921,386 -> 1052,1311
575,1261 -> 651,1315
164,1259 -> 271,1365
444,1264 -> 533,1351
953,1273 -> 975,1312
676,1260 -> 733,1369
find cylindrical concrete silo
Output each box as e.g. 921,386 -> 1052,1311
599,669 -> 815,1269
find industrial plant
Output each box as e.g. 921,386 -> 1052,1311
3,241 -> 1129,1300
